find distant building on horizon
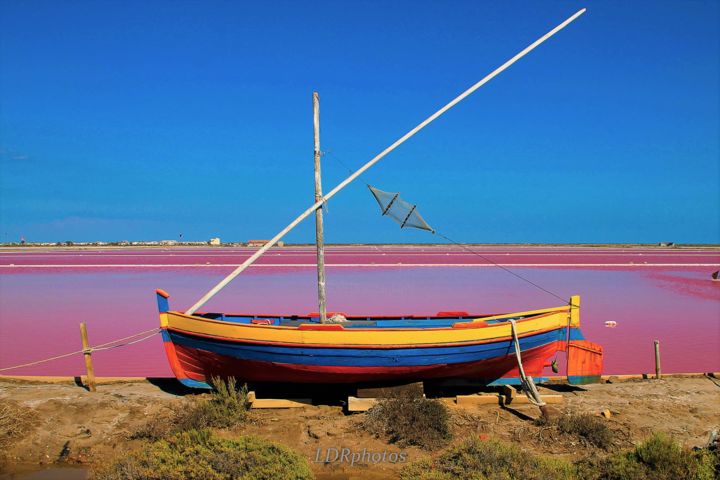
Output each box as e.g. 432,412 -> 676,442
209,237 -> 221,246
246,239 -> 284,247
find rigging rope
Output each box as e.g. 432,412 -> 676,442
365,183 -> 577,307
0,327 -> 160,373
323,149 -> 579,309
434,232 -> 577,308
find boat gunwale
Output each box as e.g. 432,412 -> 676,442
167,304 -> 571,332
163,322 -> 568,350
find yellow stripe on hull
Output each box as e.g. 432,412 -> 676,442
161,302 -> 575,347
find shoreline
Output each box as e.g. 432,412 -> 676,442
1,376 -> 719,478
2,243 -> 719,249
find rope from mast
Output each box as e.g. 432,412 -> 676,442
184,8 -> 587,315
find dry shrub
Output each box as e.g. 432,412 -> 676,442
0,400 -> 36,449
97,429 -> 313,480
363,392 -> 451,450
177,376 -> 250,430
401,435 -> 574,480
131,410 -> 175,441
132,377 -> 250,441
537,412 -> 614,449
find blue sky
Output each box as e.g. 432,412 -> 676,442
1,0 -> 718,244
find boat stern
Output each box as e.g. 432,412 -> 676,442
565,295 -> 604,384
156,289 -> 212,389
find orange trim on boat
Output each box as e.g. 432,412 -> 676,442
452,321 -> 490,329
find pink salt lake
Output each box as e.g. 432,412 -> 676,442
1,246 -> 718,378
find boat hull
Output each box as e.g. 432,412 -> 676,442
164,332 -> 563,385
156,291 -> 601,388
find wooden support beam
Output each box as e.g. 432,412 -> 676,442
79,323 -> 96,392
501,385 -> 516,405
347,396 -> 377,412
502,394 -> 563,405
250,397 -> 312,409
456,394 -> 501,406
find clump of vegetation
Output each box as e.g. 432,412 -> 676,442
133,376 -> 250,441
131,410 -> 176,441
401,435 -> 575,480
537,412 -> 614,449
180,376 -> 250,430
0,400 -> 36,449
97,429 -> 314,480
363,392 -> 451,450
577,433 -> 717,480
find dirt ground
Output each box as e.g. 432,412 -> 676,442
1,376 -> 719,479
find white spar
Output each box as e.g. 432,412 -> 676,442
185,8 -> 587,315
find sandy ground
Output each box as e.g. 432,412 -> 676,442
1,376 -> 719,479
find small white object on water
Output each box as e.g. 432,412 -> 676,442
604,321 -> 617,328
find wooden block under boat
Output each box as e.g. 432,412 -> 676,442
501,394 -> 563,405
347,396 -> 378,412
248,392 -> 312,409
455,393 -> 502,406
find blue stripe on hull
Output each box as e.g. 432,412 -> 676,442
166,328 -> 565,367
487,377 -> 549,386
179,378 -> 212,389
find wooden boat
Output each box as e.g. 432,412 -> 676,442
158,291 -> 602,389
157,8 -> 603,391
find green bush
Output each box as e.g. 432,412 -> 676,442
577,433 -> 716,480
401,435 -> 574,480
179,376 -> 250,430
97,429 -> 314,480
133,377 -> 250,441
363,392 -> 451,450
551,412 -> 614,449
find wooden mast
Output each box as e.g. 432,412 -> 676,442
314,92 -> 327,324
184,8 -> 586,315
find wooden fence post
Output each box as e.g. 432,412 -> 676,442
80,323 -> 96,392
654,340 -> 661,380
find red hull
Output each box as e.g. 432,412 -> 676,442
166,340 -> 562,384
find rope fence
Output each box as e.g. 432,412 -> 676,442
0,327 -> 160,373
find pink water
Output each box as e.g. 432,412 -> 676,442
1,246 -> 718,377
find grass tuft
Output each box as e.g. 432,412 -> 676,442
363,392 -> 451,450
0,400 -> 36,449
537,412 -> 614,449
132,376 -> 250,441
179,376 -> 250,430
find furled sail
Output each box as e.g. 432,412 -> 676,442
368,185 -> 434,233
